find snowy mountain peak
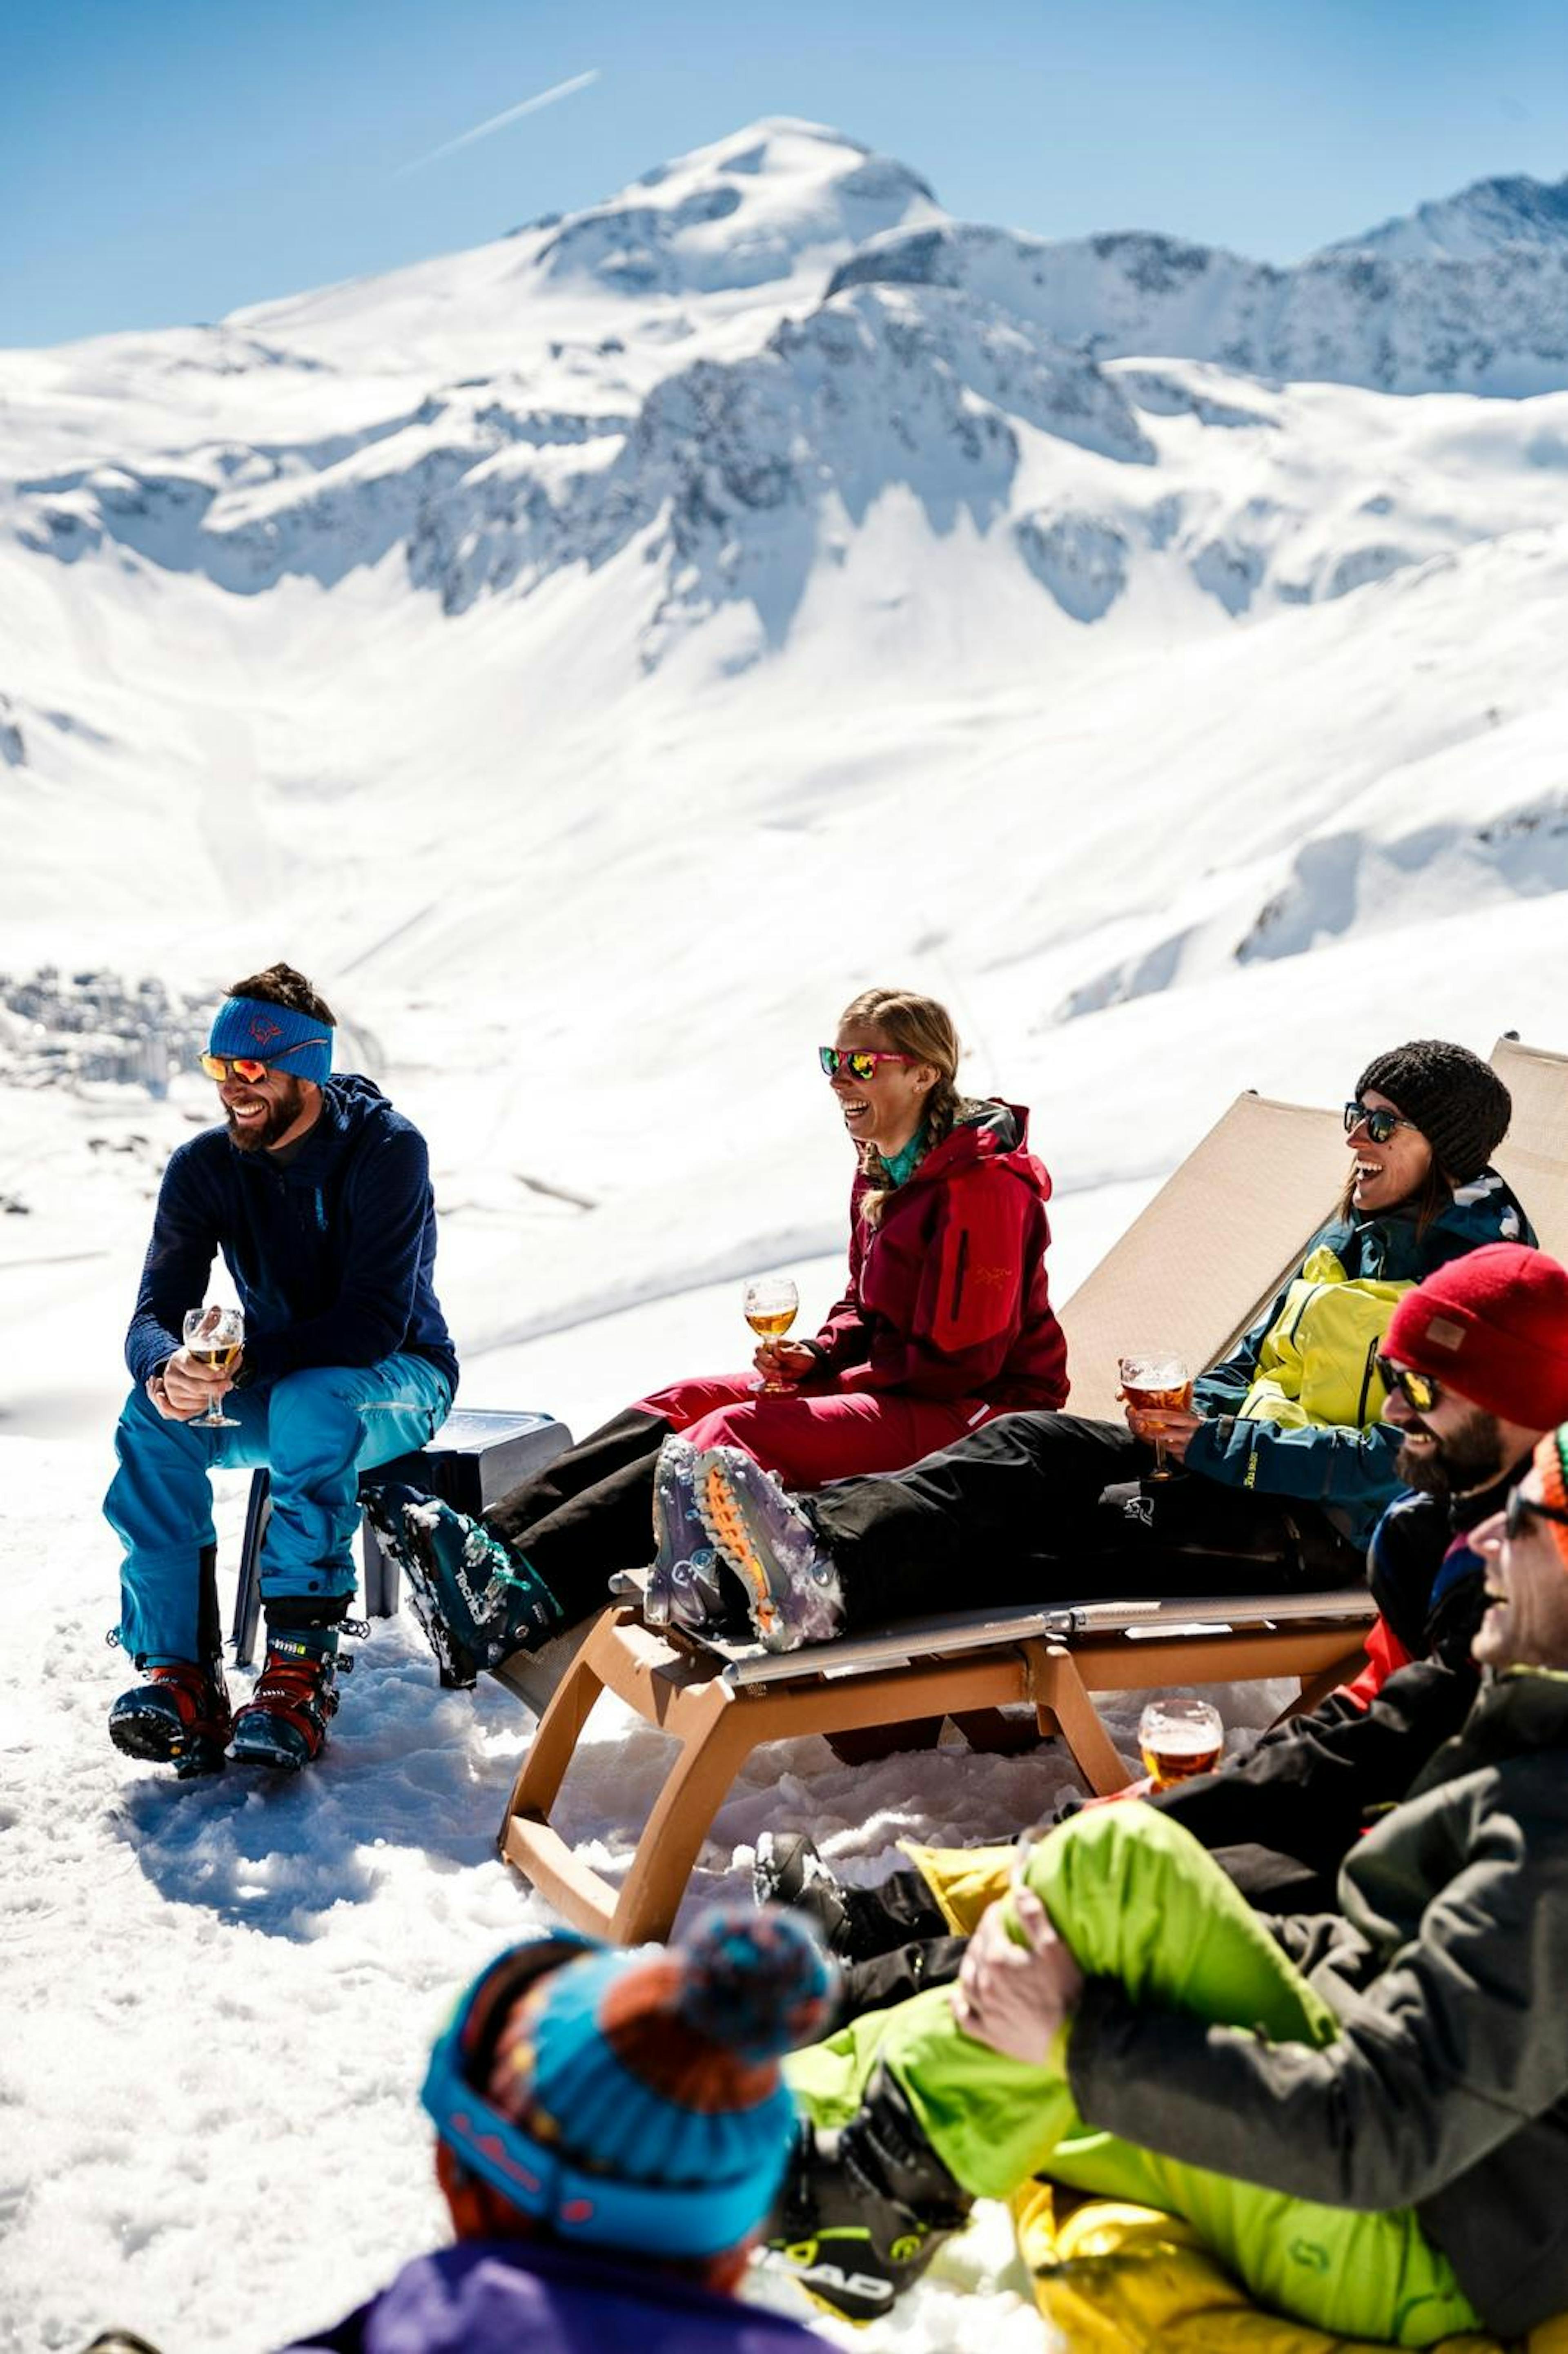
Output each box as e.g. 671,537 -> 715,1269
530,117 -> 944,298
1325,170 -> 1568,262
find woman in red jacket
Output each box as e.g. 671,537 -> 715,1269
367,988 -> 1067,1682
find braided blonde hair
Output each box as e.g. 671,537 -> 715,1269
840,988 -> 978,1228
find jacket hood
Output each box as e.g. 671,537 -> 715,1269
910,1100 -> 1041,1185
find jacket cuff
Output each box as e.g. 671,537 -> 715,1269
1183,1417 -> 1239,1483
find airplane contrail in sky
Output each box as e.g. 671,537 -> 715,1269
396,69 -> 601,177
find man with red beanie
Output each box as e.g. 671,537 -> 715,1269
762,1245 -> 1568,2003
280,1904 -> 836,2353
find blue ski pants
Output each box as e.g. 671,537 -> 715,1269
105,1355 -> 453,1662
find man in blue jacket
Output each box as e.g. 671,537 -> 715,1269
105,963 -> 458,1775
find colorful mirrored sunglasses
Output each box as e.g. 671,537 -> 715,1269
818,1047 -> 916,1081
1375,1355 -> 1440,1414
200,1037 -> 328,1084
1343,1100 -> 1418,1145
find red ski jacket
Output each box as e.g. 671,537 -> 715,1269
806,1102 -> 1069,1411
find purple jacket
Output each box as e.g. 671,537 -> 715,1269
281,2238 -> 822,2354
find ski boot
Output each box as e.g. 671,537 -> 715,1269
108,1658 -> 232,1779
693,1447 -> 845,1651
641,1437 -> 751,1639
230,1633 -> 345,1771
755,1832 -> 951,1962
362,1483 -> 560,1687
766,2063 -> 971,2322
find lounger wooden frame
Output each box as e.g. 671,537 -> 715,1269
497,1036 -> 1565,1943
497,1589 -> 1374,1943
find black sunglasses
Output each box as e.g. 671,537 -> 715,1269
1375,1355 -> 1441,1414
1505,1484 -> 1568,1541
1344,1101 -> 1419,1146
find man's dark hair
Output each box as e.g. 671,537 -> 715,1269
225,962 -> 337,1025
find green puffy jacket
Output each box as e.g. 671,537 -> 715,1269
1187,1171 -> 1534,1548
1067,1666 -> 1568,2340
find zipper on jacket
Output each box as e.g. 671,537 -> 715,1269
1355,1335 -> 1381,1428
1284,1281 -> 1326,1345
949,1229 -> 969,1327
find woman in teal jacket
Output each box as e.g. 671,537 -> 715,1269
1186,1063 -> 1534,1551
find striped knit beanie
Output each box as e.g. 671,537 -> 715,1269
1535,1427 -> 1568,1573
479,1904 -> 835,2252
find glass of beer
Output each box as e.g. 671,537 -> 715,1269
743,1276 -> 799,1394
1118,1350 -> 1192,1481
1138,1696 -> 1224,1791
182,1304 -> 245,1427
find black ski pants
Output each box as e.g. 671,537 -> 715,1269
479,1405 -> 671,1621
806,1410 -> 1357,1633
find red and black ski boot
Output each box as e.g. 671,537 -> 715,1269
109,1658 -> 233,1779
230,1635 -> 345,1772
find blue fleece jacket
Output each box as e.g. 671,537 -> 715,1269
125,1073 -> 458,1395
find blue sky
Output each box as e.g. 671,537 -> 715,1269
4,0 -> 1566,348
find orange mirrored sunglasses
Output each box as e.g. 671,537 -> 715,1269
200,1038 -> 327,1084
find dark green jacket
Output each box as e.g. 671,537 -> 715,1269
1069,1668 -> 1568,2338
1187,1170 -> 1533,1548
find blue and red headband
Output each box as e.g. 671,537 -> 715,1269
206,995 -> 333,1087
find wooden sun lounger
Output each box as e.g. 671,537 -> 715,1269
496,1036 -> 1566,1944
496,1585 -> 1375,1946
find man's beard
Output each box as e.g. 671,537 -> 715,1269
1397,1410 -> 1506,1496
226,1079 -> 308,1153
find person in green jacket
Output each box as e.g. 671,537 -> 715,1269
766,1423 -> 1568,2345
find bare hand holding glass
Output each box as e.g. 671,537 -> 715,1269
1119,1351 -> 1193,1480
182,1305 -> 245,1427
744,1276 -> 800,1394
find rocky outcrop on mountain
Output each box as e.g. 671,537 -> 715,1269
405,285 -> 1154,643
1325,171 -> 1568,263
15,279 -> 1156,648
829,218 -> 1568,395
0,695 -> 24,768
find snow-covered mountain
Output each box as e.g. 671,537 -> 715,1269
1325,169 -> 1568,263
831,212 -> 1568,396
2,118 -> 1568,1356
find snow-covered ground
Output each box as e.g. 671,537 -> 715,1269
4,111 -> 1568,2354
2,1293 -> 1299,2354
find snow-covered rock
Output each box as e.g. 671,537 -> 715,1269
1325,169 -> 1568,263
830,216 -> 1568,396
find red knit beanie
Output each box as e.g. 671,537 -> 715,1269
1384,1245 -> 1568,1428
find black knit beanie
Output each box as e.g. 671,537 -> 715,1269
1354,1040 -> 1511,1182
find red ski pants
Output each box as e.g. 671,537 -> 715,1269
638,1371 -> 996,1492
